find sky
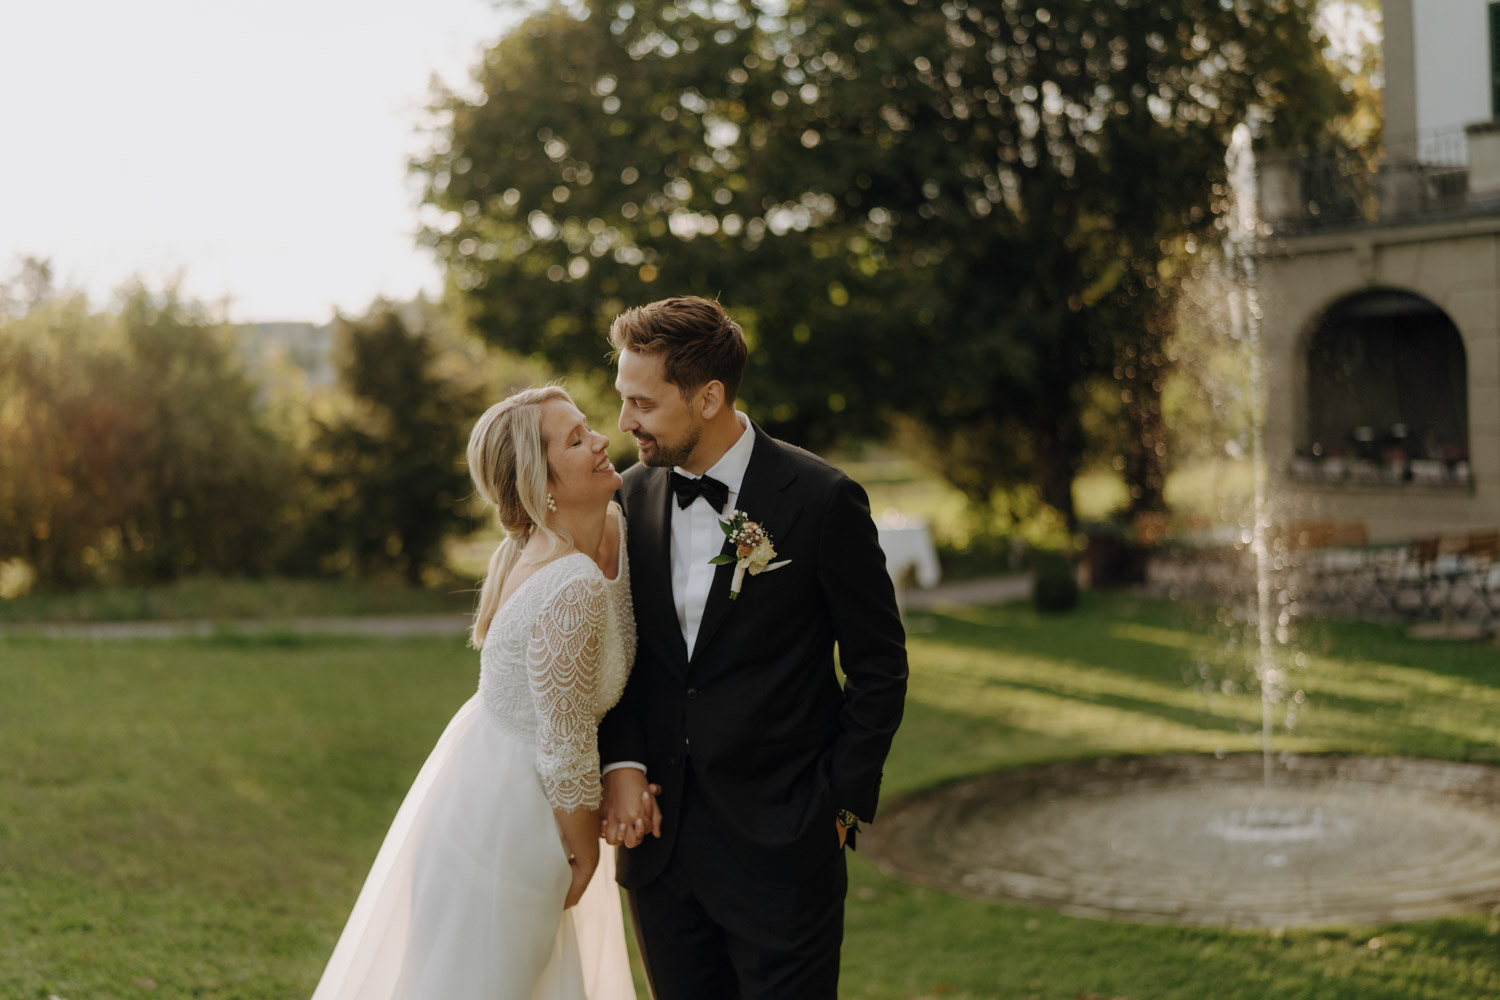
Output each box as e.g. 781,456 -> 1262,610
0,0 -> 519,323
2,2 -> 1380,325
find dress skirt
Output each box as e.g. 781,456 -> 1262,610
311,695 -> 634,999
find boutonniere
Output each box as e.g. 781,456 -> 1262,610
709,509 -> 791,600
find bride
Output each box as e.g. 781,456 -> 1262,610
312,386 -> 641,999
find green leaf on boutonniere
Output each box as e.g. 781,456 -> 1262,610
718,518 -> 734,536
708,554 -> 737,565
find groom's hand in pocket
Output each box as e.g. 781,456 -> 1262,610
600,768 -> 663,847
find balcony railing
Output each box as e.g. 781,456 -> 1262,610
1257,124 -> 1500,235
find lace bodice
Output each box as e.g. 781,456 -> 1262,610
478,506 -> 635,812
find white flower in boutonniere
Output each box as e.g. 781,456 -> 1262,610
709,509 -> 791,600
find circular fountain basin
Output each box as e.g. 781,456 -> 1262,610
865,754 -> 1500,928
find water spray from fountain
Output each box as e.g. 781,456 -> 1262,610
866,125 -> 1500,937
1225,122 -> 1279,788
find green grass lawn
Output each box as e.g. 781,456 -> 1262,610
0,576 -> 474,625
3,595 -> 1498,999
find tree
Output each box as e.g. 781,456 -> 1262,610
300,306 -> 487,583
0,279 -> 299,585
0,291 -> 131,586
416,0 -> 1345,523
113,288 -> 301,580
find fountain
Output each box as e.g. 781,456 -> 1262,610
864,754 -> 1500,928
1226,123 -> 1280,791
864,126 -> 1500,929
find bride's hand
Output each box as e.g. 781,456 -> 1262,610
563,851 -> 598,909
601,769 -> 662,847
555,806 -> 602,908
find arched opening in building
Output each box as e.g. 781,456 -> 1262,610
1299,289 -> 1470,485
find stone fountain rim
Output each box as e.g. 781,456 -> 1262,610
875,752 -> 1500,815
863,752 -> 1500,929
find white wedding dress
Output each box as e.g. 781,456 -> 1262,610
312,506 -> 636,1000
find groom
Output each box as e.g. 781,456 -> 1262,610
597,296 -> 908,998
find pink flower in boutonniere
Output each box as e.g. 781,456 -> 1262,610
709,509 -> 791,600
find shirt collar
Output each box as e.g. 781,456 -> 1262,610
675,412 -> 753,496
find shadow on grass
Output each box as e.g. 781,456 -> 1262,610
904,593 -> 1500,765
928,594 -> 1500,687
6,596 -> 1499,1000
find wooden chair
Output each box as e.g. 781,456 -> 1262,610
1316,522 -> 1373,608
1386,537 -> 1440,616
1460,532 -> 1500,625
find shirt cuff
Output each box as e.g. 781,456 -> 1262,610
601,761 -> 647,776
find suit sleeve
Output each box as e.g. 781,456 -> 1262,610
818,475 -> 908,823
597,646 -> 647,767
598,489 -> 647,767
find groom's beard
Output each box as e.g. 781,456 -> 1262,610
637,424 -> 701,468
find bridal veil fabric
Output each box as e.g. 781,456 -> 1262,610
311,508 -> 636,999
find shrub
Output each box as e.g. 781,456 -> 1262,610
297,307 -> 486,584
1032,551 -> 1080,613
0,283 -> 299,586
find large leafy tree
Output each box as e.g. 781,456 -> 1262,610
416,0 -> 1344,522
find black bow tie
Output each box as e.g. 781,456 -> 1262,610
670,471 -> 730,513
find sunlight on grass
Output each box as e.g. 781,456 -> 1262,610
910,642 -> 1260,732
4,596 -> 1500,999
1312,656 -> 1500,708
1109,621 -> 1210,650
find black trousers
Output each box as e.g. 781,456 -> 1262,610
626,772 -> 847,1000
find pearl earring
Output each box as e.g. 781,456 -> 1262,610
546,493 -> 557,513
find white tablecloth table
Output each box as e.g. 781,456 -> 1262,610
877,515 -> 941,619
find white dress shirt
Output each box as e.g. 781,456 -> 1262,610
602,412 -> 753,778
671,412 -> 754,658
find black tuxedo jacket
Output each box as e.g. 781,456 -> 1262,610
599,423 -> 908,889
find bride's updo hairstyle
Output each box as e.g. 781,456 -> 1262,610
466,385 -> 575,648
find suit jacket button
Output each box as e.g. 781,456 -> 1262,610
686,688 -> 698,700
669,753 -> 683,766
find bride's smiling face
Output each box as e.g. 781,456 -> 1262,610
541,398 -> 620,509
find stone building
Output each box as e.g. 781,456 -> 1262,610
1254,0 -> 1499,541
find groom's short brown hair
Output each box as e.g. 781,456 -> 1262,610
608,296 -> 748,402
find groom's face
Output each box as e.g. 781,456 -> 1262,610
615,348 -> 702,468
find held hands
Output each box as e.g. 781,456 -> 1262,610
600,768 -> 663,848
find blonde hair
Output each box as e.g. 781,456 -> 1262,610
466,385 -> 575,648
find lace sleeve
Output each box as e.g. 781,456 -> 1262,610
526,571 -> 607,812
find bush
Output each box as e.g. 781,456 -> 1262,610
297,306 -> 486,584
0,282 -> 299,587
1032,552 -> 1080,613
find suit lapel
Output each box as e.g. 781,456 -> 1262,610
690,425 -> 799,665
632,468 -> 689,669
